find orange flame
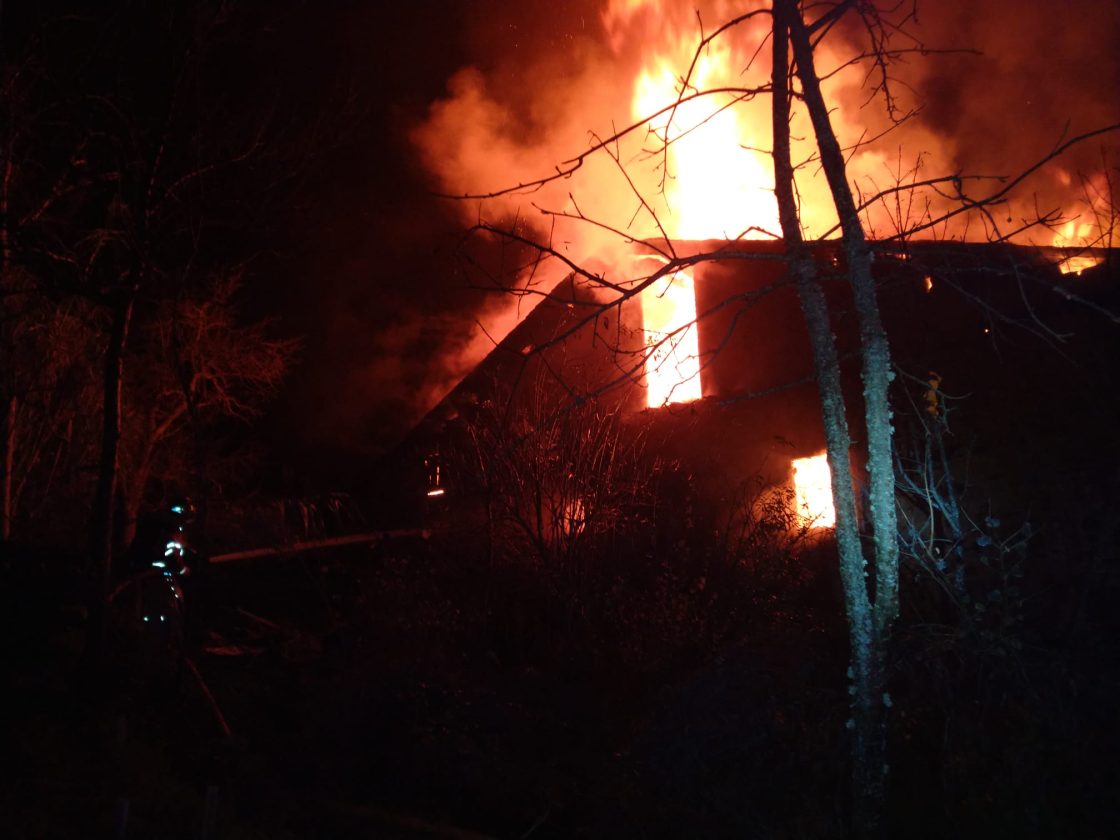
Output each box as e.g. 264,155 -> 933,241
1049,168 -> 1115,275
1053,218 -> 1103,275
630,41 -> 778,240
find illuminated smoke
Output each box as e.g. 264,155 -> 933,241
411,0 -> 1117,399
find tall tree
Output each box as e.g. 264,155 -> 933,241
771,2 -> 897,833
117,273 -> 297,546
4,3 -> 316,632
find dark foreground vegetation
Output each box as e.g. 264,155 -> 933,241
4,452 -> 1118,839
4,254 -> 1118,839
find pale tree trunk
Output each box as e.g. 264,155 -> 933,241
772,2 -> 900,836
786,6 -> 900,632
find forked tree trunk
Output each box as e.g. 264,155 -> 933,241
786,5 -> 900,631
772,3 -> 899,836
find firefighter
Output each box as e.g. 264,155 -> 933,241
124,497 -> 205,646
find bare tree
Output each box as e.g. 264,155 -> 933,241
770,2 -> 896,831
1,6 -> 321,685
0,292 -> 100,540
117,273 -> 297,546
447,370 -> 657,575
1,19 -> 105,540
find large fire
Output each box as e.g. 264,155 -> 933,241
626,6 -> 776,406
414,0 -> 1116,512
416,1 -> 1115,341
612,2 -> 1115,405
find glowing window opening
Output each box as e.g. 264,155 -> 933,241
641,269 -> 702,408
792,453 -> 836,529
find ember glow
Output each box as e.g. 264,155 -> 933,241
560,499 -> 588,538
1053,219 -> 1104,275
792,453 -> 836,529
1057,254 -> 1102,276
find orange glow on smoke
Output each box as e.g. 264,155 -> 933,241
792,453 -> 836,529
412,1 -> 1116,407
641,267 -> 702,407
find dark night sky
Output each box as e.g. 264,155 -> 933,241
4,0 -> 1116,483
214,1 -> 609,473
2,0 -> 613,486
264,1 -> 607,470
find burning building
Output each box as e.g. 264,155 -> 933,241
396,1 -> 1118,546
400,238 -> 1117,543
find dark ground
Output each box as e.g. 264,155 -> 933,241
4,488 -> 1119,840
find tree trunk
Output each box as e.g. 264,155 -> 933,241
786,5 -> 900,634
1,134 -> 13,540
772,3 -> 896,836
0,394 -> 14,540
92,294 -> 134,597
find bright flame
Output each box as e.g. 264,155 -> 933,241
1053,219 -> 1102,274
632,46 -> 778,240
627,18 -> 775,406
792,453 -> 836,529
1050,165 -> 1116,275
614,3 -> 908,243
1057,255 -> 1101,276
641,268 -> 702,407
